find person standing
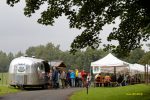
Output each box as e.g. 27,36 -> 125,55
57,71 -> 60,88
75,69 -> 79,87
60,70 -> 66,88
70,70 -> 75,87
66,70 -> 71,88
117,74 -> 123,86
48,69 -> 53,88
123,74 -> 128,86
78,71 -> 82,87
52,67 -> 58,89
81,70 -> 87,87
86,73 -> 92,87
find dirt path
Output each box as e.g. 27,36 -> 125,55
0,88 -> 82,100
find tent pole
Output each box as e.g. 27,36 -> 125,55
145,64 -> 148,85
114,66 -> 116,81
145,65 -> 146,84
148,62 -> 149,84
147,64 -> 149,84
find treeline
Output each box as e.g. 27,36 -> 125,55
0,51 -> 24,72
0,42 -> 149,72
25,43 -> 108,71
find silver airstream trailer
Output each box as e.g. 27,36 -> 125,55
8,56 -> 50,89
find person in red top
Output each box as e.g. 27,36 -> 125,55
80,70 -> 84,80
81,70 -> 87,87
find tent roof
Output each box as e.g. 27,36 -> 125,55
91,53 -> 129,67
48,60 -> 66,68
129,63 -> 150,72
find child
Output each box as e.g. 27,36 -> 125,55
86,73 -> 92,87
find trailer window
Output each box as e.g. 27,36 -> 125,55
37,64 -> 45,72
37,64 -> 45,79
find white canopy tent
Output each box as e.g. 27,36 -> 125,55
91,53 -> 129,74
129,63 -> 144,73
129,63 -> 150,74
128,64 -> 150,83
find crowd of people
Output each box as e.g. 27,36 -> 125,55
45,67 -> 92,89
94,73 -> 142,87
44,67 -> 142,89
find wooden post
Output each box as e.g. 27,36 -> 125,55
145,65 -> 147,84
86,79 -> 89,94
114,67 -> 116,75
148,63 -> 149,84
146,64 -> 149,84
114,66 -> 116,81
145,64 -> 149,85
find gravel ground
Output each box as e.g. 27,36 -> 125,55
0,88 -> 82,100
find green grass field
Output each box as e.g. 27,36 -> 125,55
0,86 -> 21,96
0,73 -> 9,85
70,84 -> 150,100
0,73 -> 21,96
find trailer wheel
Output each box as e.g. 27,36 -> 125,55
42,84 -> 48,89
20,86 -> 24,90
17,85 -> 24,90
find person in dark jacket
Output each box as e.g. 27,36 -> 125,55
117,75 -> 123,86
66,70 -> 71,87
52,67 -> 58,89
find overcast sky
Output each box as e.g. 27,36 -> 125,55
0,1 -> 149,54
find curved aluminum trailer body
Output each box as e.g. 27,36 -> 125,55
9,56 -> 49,88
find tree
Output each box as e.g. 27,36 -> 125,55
125,48 -> 145,63
26,42 -> 62,60
15,51 -> 24,58
82,47 -> 108,72
8,52 -> 14,62
0,51 -> 10,72
138,51 -> 150,85
7,0 -> 150,57
139,51 -> 150,65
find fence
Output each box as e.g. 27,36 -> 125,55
0,73 -> 9,86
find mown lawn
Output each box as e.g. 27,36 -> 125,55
0,86 -> 21,96
0,73 -> 9,85
0,73 -> 20,96
70,84 -> 150,100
